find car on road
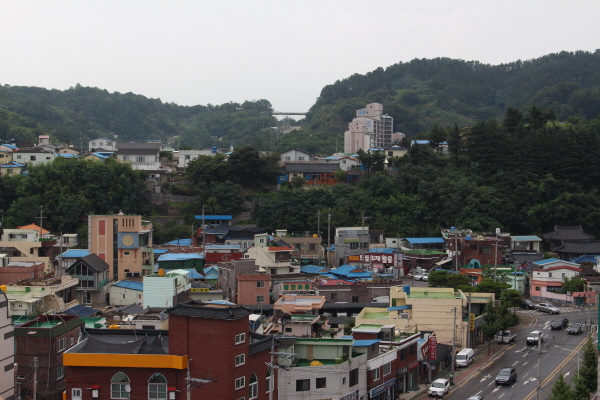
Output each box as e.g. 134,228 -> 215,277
428,378 -> 450,397
520,299 -> 535,309
413,272 -> 428,281
536,302 -> 560,314
467,397 -> 484,400
526,330 -> 544,345
422,274 -> 430,282
495,367 -> 517,385
550,317 -> 569,330
568,322 -> 583,334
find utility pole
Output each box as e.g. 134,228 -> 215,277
493,229 -> 499,282
317,210 -> 320,239
451,308 -> 457,376
467,293 -> 472,348
536,336 -> 542,400
33,357 -> 38,400
36,207 -> 46,238
186,359 -> 215,400
327,209 -> 331,267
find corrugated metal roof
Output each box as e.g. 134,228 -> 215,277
533,258 -> 562,265
194,215 -> 233,220
113,280 -> 144,291
163,238 -> 192,246
405,237 -> 445,244
205,245 -> 240,250
158,253 -> 203,261
353,339 -> 381,347
62,249 -> 90,258
511,236 -> 541,241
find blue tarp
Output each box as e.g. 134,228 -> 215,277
113,280 -> 143,291
405,237 -> 445,244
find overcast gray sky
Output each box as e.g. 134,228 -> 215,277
1,1 -> 598,113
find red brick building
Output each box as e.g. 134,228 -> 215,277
15,315 -> 84,400
64,301 -> 277,400
237,274 -> 271,305
0,261 -> 44,285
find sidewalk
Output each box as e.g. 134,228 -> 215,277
400,311 -> 535,400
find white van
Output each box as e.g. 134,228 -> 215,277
455,348 -> 475,367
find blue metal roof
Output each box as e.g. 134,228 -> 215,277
388,305 -> 412,311
55,153 -> 79,158
62,249 -> 90,258
511,236 -> 541,241
194,215 -> 233,220
164,238 -> 192,246
153,249 -> 169,254
158,253 -> 203,262
324,156 -> 341,160
207,300 -> 236,305
1,162 -> 25,168
369,248 -> 395,254
2,144 -> 18,150
533,258 -> 562,265
300,265 -> 327,274
412,140 -> 430,145
63,305 -> 100,317
91,152 -> 110,159
353,339 -> 381,347
205,245 -> 240,250
329,265 -> 371,278
571,255 -> 600,263
113,280 -> 143,291
405,237 -> 445,244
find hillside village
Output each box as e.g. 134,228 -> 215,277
1,104 -> 600,400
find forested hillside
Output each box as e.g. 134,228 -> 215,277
2,50 -> 600,154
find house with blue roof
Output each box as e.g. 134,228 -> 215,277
157,253 -> 204,272
109,280 -> 143,306
329,265 -> 372,279
0,162 -> 26,176
510,235 -> 542,253
401,237 -> 446,250
194,215 -> 233,226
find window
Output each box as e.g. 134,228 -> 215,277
248,373 -> 258,399
136,156 -> 146,163
308,244 -> 317,251
72,389 -> 82,400
316,377 -> 326,389
56,366 -> 64,380
285,327 -> 292,332
92,142 -> 96,146
549,273 -> 552,277
99,142 -> 104,147
111,372 -> 130,399
266,370 -> 272,393
124,251 -> 130,255
330,293 -> 337,300
148,373 -> 167,399
16,155 -> 21,159
256,295 -> 265,303
296,379 -> 310,391
349,368 -> 359,387
291,285 -> 296,290
235,377 -> 245,390
235,354 -> 245,366
256,281 -> 265,288
57,337 -> 66,352
535,286 -> 541,291
283,285 -> 289,290
383,362 -> 391,375
235,333 -> 246,344
305,284 -> 310,290
373,367 -> 380,381
30,156 -> 36,161
298,156 -> 305,161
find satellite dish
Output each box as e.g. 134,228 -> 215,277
125,385 -> 131,393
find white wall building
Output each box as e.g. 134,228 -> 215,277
88,137 -> 116,151
0,291 -> 14,399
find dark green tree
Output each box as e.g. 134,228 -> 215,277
481,297 -> 500,355
579,336 -> 598,395
550,373 -> 573,400
427,270 -> 449,287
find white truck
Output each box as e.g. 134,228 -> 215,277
495,330 -> 517,344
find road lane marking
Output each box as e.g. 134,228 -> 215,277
512,361 -> 518,366
522,336 -> 588,400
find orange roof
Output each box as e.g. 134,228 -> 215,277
18,223 -> 50,235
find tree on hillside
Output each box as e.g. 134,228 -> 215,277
579,335 -> 598,395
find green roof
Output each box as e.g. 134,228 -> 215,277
362,311 -> 390,319
407,291 -> 456,299
401,249 -> 446,255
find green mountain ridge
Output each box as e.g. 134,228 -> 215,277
1,50 -> 600,153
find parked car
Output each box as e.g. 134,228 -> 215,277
422,274 -> 430,282
520,299 -> 535,309
413,272 -> 427,281
526,330 -> 544,345
550,317 -> 569,330
568,323 -> 583,335
428,378 -> 450,397
536,303 -> 560,314
495,330 -> 517,344
495,367 -> 517,385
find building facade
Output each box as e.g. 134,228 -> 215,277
88,213 -> 154,281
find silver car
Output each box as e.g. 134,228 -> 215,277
536,303 -> 560,314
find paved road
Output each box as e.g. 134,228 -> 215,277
446,307 -> 597,400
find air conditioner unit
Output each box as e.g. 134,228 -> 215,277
125,272 -> 133,278
132,272 -> 141,277
400,313 -> 410,319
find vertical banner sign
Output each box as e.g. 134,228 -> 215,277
429,335 -> 437,361
469,313 -> 475,331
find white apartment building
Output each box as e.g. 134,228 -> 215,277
344,103 -> 403,153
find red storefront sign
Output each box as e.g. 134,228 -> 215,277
429,335 -> 437,360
